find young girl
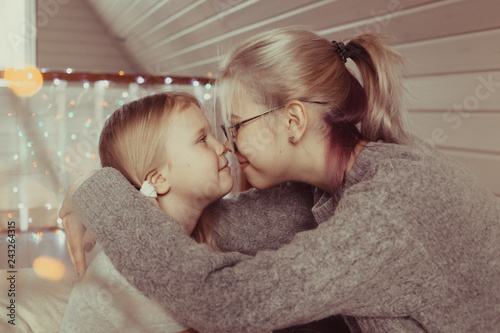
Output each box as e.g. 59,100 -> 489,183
61,28 -> 500,332
60,92 -> 233,332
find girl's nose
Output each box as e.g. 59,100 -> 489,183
223,138 -> 233,153
215,139 -> 228,156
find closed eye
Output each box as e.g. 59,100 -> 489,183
198,135 -> 207,143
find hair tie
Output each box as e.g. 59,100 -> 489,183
140,180 -> 158,198
332,41 -> 348,63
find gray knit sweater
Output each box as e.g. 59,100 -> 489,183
73,140 -> 500,333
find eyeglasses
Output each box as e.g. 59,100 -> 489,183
220,100 -> 327,152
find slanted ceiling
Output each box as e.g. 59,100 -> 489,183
38,0 -> 500,78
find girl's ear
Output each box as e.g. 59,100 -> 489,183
145,167 -> 171,195
283,100 -> 308,143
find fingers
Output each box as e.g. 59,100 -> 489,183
82,231 -> 96,253
65,235 -> 76,273
62,213 -> 87,281
58,197 -> 71,220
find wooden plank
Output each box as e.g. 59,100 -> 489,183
151,0 -> 500,75
441,148 -> 500,195
141,0 -> 433,54
37,29 -> 113,45
147,0 -> 435,66
116,0 -> 200,40
102,0 -> 140,25
408,112 -> 500,153
323,0 -> 500,44
38,41 -> 125,57
142,0 -> 343,66
398,28 -> 500,77
38,54 -> 134,72
107,0 -> 175,38
38,17 -> 103,32
404,71 -> 500,110
37,0 -> 95,20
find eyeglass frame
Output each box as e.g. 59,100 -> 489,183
220,100 -> 328,152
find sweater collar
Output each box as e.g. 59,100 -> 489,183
311,141 -> 379,224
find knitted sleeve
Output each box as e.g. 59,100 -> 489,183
209,182 -> 317,255
73,167 -> 422,332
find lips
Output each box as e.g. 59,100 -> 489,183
239,161 -> 250,171
219,161 -> 231,172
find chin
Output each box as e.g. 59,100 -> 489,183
246,175 -> 280,190
222,180 -> 234,195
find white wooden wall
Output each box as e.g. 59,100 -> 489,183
388,1 -> 500,199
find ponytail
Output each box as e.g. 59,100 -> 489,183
346,34 -> 408,143
217,27 -> 409,196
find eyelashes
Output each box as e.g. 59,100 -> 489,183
198,135 -> 208,143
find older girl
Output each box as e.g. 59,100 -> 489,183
61,28 -> 500,332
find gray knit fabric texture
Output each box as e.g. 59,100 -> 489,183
73,139 -> 500,332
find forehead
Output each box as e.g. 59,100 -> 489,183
167,105 -> 209,135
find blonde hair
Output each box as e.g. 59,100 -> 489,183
98,92 -> 216,246
216,27 -> 409,194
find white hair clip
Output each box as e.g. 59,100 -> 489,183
140,180 -> 157,198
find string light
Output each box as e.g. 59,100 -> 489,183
8,73 -> 211,233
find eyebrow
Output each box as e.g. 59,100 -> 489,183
194,127 -> 205,139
